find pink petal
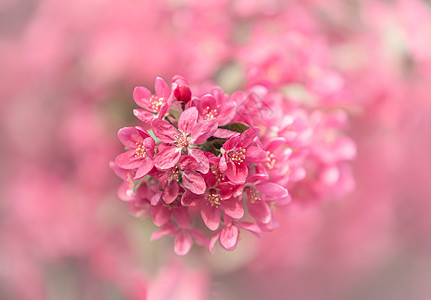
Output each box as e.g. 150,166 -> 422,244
150,192 -> 162,205
152,205 -> 171,227
220,225 -> 239,251
189,229 -> 209,248
151,119 -> 177,143
188,148 -> 209,174
225,162 -> 248,184
191,119 -> 218,145
172,207 -> 190,229
181,190 -> 203,206
236,222 -> 262,237
219,154 -> 227,172
217,101 -> 236,126
209,232 -> 221,254
245,146 -> 267,164
154,145 -> 181,170
182,170 -> 206,195
133,109 -> 156,123
117,181 -> 135,202
237,127 -> 259,148
255,182 -> 288,201
174,231 -> 193,255
212,128 -> 240,139
178,107 -> 198,134
150,222 -> 177,241
201,205 -> 221,231
248,200 -> 272,224
162,180 -> 179,204
115,150 -> 144,170
133,86 -> 152,109
118,127 -> 148,149
134,159 -> 154,180
179,155 -> 199,171
222,135 -> 240,151
223,198 -> 244,219
265,137 -> 287,153
154,77 -> 170,99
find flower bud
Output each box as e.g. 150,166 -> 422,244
173,75 -> 192,103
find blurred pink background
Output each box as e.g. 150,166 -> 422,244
1,0 -> 431,299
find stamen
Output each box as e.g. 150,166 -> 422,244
247,187 -> 261,204
203,106 -> 218,120
212,166 -> 226,182
167,167 -> 179,182
229,147 -> 246,165
174,130 -> 189,148
149,95 -> 164,112
207,190 -> 221,208
134,142 -> 147,158
265,151 -> 276,169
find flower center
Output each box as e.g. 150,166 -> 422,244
229,147 -> 246,165
167,167 -> 179,182
212,166 -> 226,182
134,142 -> 147,158
149,95 -> 164,112
174,130 -> 189,148
265,151 -> 276,169
207,190 -> 221,208
203,106 -> 218,120
247,187 -> 261,204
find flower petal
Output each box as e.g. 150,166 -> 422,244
162,180 -> 179,204
248,199 -> 271,224
223,198 -> 244,219
115,150 -> 144,170
172,207 -> 190,229
220,225 -> 239,251
133,159 -> 154,180
255,182 -> 289,201
209,232 -> 220,254
178,107 -> 198,134
182,170 -> 206,195
245,146 -> 267,164
225,161 -> 248,184
191,119 -> 218,145
237,127 -> 259,148
118,127 -> 148,149
155,77 -> 170,99
151,119 -> 177,143
133,86 -> 152,110
188,148 -> 209,174
174,231 -> 193,255
154,145 -> 181,170
152,205 -> 171,227
133,109 -> 156,123
201,205 -> 221,231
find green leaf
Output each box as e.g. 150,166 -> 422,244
220,122 -> 250,134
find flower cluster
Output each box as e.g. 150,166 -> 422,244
112,75 -> 354,255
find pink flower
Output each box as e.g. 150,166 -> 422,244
151,221 -> 209,256
219,127 -> 267,184
192,87 -> 238,126
152,107 -> 218,171
115,127 -> 155,179
172,75 -> 192,103
209,215 -> 261,252
244,176 -> 289,224
133,77 -> 172,123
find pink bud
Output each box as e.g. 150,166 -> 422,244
173,75 -> 192,103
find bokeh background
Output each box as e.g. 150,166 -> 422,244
1,0 -> 431,299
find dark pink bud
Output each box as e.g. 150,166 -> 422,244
173,75 -> 192,103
